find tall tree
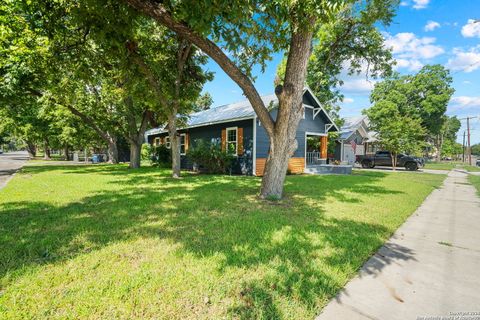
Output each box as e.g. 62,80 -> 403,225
121,0 -> 399,198
365,100 -> 425,169
370,65 -> 455,160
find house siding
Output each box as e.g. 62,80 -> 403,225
148,119 -> 254,175
255,99 -> 329,161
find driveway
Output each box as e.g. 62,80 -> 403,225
317,169 -> 480,320
0,151 -> 29,190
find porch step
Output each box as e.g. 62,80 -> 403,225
304,164 -> 353,175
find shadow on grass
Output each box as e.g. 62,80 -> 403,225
1,165 -> 413,318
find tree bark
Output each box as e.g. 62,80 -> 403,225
129,142 -> 141,168
43,140 -> 51,160
436,134 -> 443,162
25,141 -> 36,158
124,97 -> 150,169
107,135 -> 119,164
391,152 -> 397,171
64,145 -> 70,161
260,21 -> 315,199
168,112 -> 181,178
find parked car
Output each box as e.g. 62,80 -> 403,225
357,151 -> 424,171
476,159 -> 480,167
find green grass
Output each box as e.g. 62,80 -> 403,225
463,165 -> 480,172
468,174 -> 480,195
424,161 -> 458,170
0,165 -> 445,319
424,161 -> 480,172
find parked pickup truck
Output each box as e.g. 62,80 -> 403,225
357,151 -> 424,171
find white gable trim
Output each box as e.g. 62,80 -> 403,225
303,87 -> 340,131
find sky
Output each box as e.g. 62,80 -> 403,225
201,0 -> 480,145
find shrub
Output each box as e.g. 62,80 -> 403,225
150,144 -> 171,167
141,143 -> 151,161
187,139 -> 234,174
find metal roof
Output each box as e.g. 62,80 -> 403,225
145,89 -> 339,137
188,94 -> 278,127
145,94 -> 278,137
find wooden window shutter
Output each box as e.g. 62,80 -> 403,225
160,136 -> 164,145
185,133 -> 189,152
221,129 -> 226,151
237,128 -> 244,155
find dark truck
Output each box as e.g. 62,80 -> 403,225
357,151 -> 424,171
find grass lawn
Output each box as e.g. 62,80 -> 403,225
423,161 -> 458,170
0,165 -> 444,319
424,161 -> 480,172
468,174 -> 480,194
463,165 -> 480,172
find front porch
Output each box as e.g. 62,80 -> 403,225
305,133 -> 328,167
305,134 -> 352,175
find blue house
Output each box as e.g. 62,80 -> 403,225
145,87 -> 339,176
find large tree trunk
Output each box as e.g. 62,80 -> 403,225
63,145 -> 70,161
260,22 -> 315,199
25,141 -> 36,158
168,112 -> 181,178
107,135 -> 119,164
129,142 -> 141,168
125,100 -> 151,169
43,140 -> 51,160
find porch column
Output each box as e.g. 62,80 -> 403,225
320,135 -> 328,159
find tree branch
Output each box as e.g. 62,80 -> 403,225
121,0 -> 275,137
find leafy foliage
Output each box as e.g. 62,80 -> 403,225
149,144 -> 172,167
187,139 -> 234,174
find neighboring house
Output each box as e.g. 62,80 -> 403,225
145,87 -> 339,176
335,116 -> 379,164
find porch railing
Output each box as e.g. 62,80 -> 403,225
306,151 -> 322,165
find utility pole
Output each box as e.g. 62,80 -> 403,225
462,130 -> 466,163
459,116 -> 478,165
467,117 -> 471,165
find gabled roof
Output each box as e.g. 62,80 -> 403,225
338,116 -> 369,141
146,88 -> 338,136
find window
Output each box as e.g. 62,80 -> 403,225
165,136 -> 171,149
302,106 -> 305,119
226,127 -> 237,156
154,137 -> 160,146
180,134 -> 186,155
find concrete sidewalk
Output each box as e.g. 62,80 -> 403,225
317,170 -> 480,320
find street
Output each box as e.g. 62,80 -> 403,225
0,151 -> 29,190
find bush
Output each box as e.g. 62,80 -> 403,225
141,143 -> 151,161
150,144 -> 171,167
187,139 -> 234,174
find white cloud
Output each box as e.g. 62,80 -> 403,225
424,21 -> 440,32
343,98 -> 354,103
400,1 -> 409,6
461,19 -> 480,38
384,32 -> 444,59
463,80 -> 471,84
395,58 -> 424,71
412,0 -> 430,9
449,96 -> 480,110
341,79 -> 376,93
446,46 -> 480,73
